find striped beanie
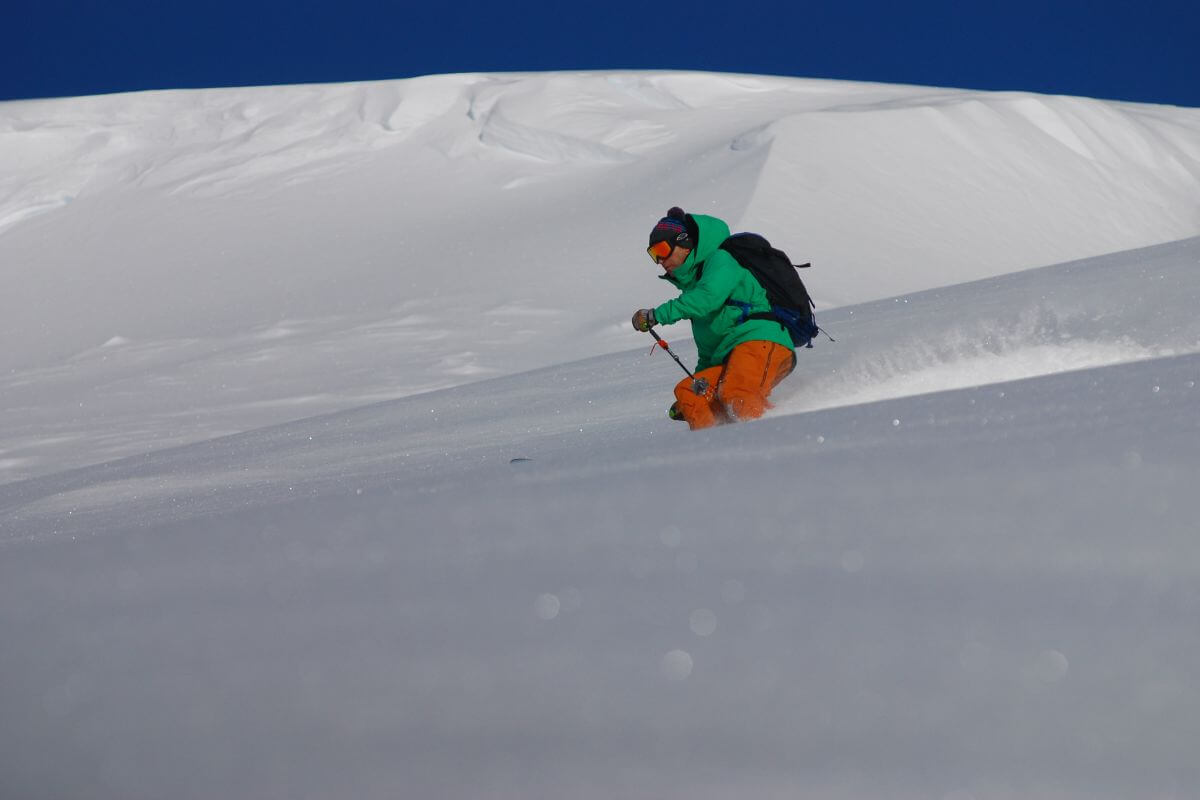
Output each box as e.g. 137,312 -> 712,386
648,207 -> 695,249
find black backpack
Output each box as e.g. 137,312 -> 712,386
718,232 -> 823,348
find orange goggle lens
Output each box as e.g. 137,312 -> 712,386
647,240 -> 673,264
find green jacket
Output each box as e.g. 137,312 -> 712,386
653,214 -> 793,371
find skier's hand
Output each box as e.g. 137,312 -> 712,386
667,402 -> 686,421
631,308 -> 656,332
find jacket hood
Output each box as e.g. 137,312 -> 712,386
663,214 -> 731,285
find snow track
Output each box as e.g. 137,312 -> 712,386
776,236 -> 1200,415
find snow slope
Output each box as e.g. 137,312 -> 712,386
2,71 -> 1199,481
4,234 -> 1199,541
2,72 -> 1200,799
3,239 -> 1200,800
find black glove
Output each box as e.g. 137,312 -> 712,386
631,308 -> 656,332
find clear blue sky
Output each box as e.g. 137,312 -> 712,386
6,0 -> 1198,106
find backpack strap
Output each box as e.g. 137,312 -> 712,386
725,301 -> 831,347
725,299 -> 752,324
724,299 -> 784,328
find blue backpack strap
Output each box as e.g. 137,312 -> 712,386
724,299 -> 753,323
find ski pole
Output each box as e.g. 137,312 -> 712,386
646,327 -> 710,396
647,327 -> 692,378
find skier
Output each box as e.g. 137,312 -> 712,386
633,207 -> 796,430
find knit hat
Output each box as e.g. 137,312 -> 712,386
648,206 -> 695,250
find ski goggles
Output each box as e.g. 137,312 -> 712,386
647,240 -> 674,264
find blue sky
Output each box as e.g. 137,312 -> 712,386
6,0 -> 1198,106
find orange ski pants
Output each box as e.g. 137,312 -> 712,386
673,340 -> 795,430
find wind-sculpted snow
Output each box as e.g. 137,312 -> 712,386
0,77 -> 477,218
736,93 -> 1200,306
477,107 -> 639,164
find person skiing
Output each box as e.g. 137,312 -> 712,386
633,207 -> 796,430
